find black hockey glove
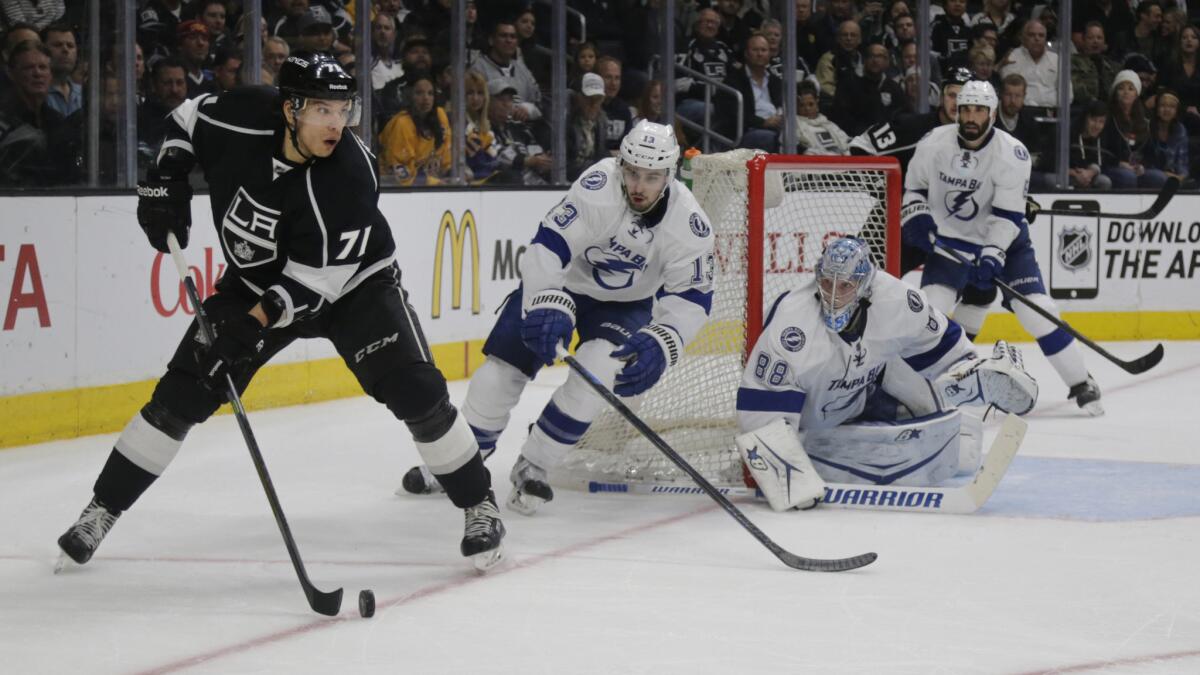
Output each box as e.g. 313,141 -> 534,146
197,313 -> 266,398
137,171 -> 193,253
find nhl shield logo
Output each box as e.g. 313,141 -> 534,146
1057,227 -> 1092,270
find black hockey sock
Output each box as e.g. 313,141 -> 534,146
93,449 -> 159,513
437,452 -> 492,509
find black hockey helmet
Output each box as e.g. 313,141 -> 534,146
944,66 -> 973,87
278,51 -> 356,100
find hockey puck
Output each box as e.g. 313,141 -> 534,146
358,589 -> 375,618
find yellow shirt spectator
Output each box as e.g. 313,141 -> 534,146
378,101 -> 452,185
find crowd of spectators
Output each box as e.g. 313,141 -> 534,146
2,0 -> 1199,189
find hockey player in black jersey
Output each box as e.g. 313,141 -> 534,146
56,52 -> 506,572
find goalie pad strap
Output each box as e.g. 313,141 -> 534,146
736,419 -> 825,512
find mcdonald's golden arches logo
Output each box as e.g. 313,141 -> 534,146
432,210 -> 481,319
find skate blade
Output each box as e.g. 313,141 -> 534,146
53,552 -> 72,574
1081,400 -> 1105,417
506,490 -> 546,516
471,544 -> 505,573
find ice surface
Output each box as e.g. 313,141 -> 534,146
1,340 -> 1198,674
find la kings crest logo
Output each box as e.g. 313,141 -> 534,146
1057,226 -> 1092,270
221,187 -> 281,269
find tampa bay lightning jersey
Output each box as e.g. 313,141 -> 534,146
519,157 -> 716,346
903,124 -> 1031,253
736,273 -> 973,433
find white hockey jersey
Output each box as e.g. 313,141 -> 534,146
903,124 -> 1031,253
736,273 -> 974,433
520,157 -> 716,346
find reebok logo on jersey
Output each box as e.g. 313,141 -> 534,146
138,185 -> 170,198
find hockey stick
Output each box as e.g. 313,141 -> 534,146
933,241 -> 1164,375
575,414 -> 1027,515
558,347 -> 877,572
1028,177 -> 1179,220
166,233 -> 343,616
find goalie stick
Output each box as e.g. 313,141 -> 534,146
558,347 -> 877,573
576,414 -> 1027,515
934,241 -> 1164,375
167,233 -> 343,617
1027,177 -> 1179,220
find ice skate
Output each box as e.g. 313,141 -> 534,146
1068,375 -> 1103,417
506,454 -> 553,516
461,491 -> 506,571
399,464 -> 444,495
55,498 -> 120,571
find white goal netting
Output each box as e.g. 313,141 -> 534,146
548,150 -> 899,490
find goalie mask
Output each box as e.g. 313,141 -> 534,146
956,80 -> 998,143
815,237 -> 875,332
619,119 -> 679,213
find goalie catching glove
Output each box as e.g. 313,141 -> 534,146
937,340 -> 1038,415
736,419 -> 826,512
610,323 -> 681,397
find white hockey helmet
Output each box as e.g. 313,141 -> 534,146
620,119 -> 680,171
814,237 -> 876,333
957,79 -> 998,120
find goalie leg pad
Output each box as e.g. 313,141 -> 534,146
937,341 -> 1038,415
735,419 -> 826,512
804,410 -> 964,487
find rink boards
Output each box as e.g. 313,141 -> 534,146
2,189 -> 1199,447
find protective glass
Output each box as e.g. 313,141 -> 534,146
295,96 -> 362,128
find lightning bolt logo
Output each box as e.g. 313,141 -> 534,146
944,189 -> 979,220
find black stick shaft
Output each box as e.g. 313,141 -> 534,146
167,234 -> 342,616
561,353 -> 876,572
933,242 -> 1162,375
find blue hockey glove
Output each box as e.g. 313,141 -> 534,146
900,201 -> 936,253
521,290 -> 576,367
611,324 -> 682,397
970,245 -> 1006,287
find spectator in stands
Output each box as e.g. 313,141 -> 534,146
1072,22 -> 1119,106
0,40 -> 77,186
1105,69 -> 1162,188
139,57 -> 187,158
573,41 -> 598,86
832,42 -> 908,136
795,80 -> 850,154
815,0 -> 857,54
1071,0 -> 1133,59
931,0 -> 971,68
297,12 -> 337,54
378,72 -> 451,185
264,36 -> 290,78
1160,6 -> 1185,55
972,0 -> 1015,34
177,20 -> 215,99
237,12 -> 269,52
470,20 -> 541,122
1130,1 -> 1163,65
196,0 -> 231,54
885,13 -> 916,66
969,45 -> 1001,90
674,8 -> 735,130
1068,99 -> 1115,189
1143,89 -> 1189,183
722,32 -> 782,151
714,0 -> 762,53
816,20 -> 863,104
270,0 -> 312,47
858,0 -> 889,43
371,13 -> 404,92
42,23 -> 78,117
487,77 -> 551,185
1161,24 -> 1200,127
402,35 -> 433,77
513,6 -> 548,87
567,72 -> 608,180
0,2 -> 64,32
760,18 -> 818,91
138,0 -> 184,65
1124,53 -> 1159,108
461,69 -> 497,184
596,56 -> 632,154
794,0 -> 827,71
211,48 -> 241,93
3,23 -> 38,63
1000,19 -> 1070,110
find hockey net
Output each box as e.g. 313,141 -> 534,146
548,151 -> 901,490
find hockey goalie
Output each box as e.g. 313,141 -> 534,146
735,237 -> 1037,511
